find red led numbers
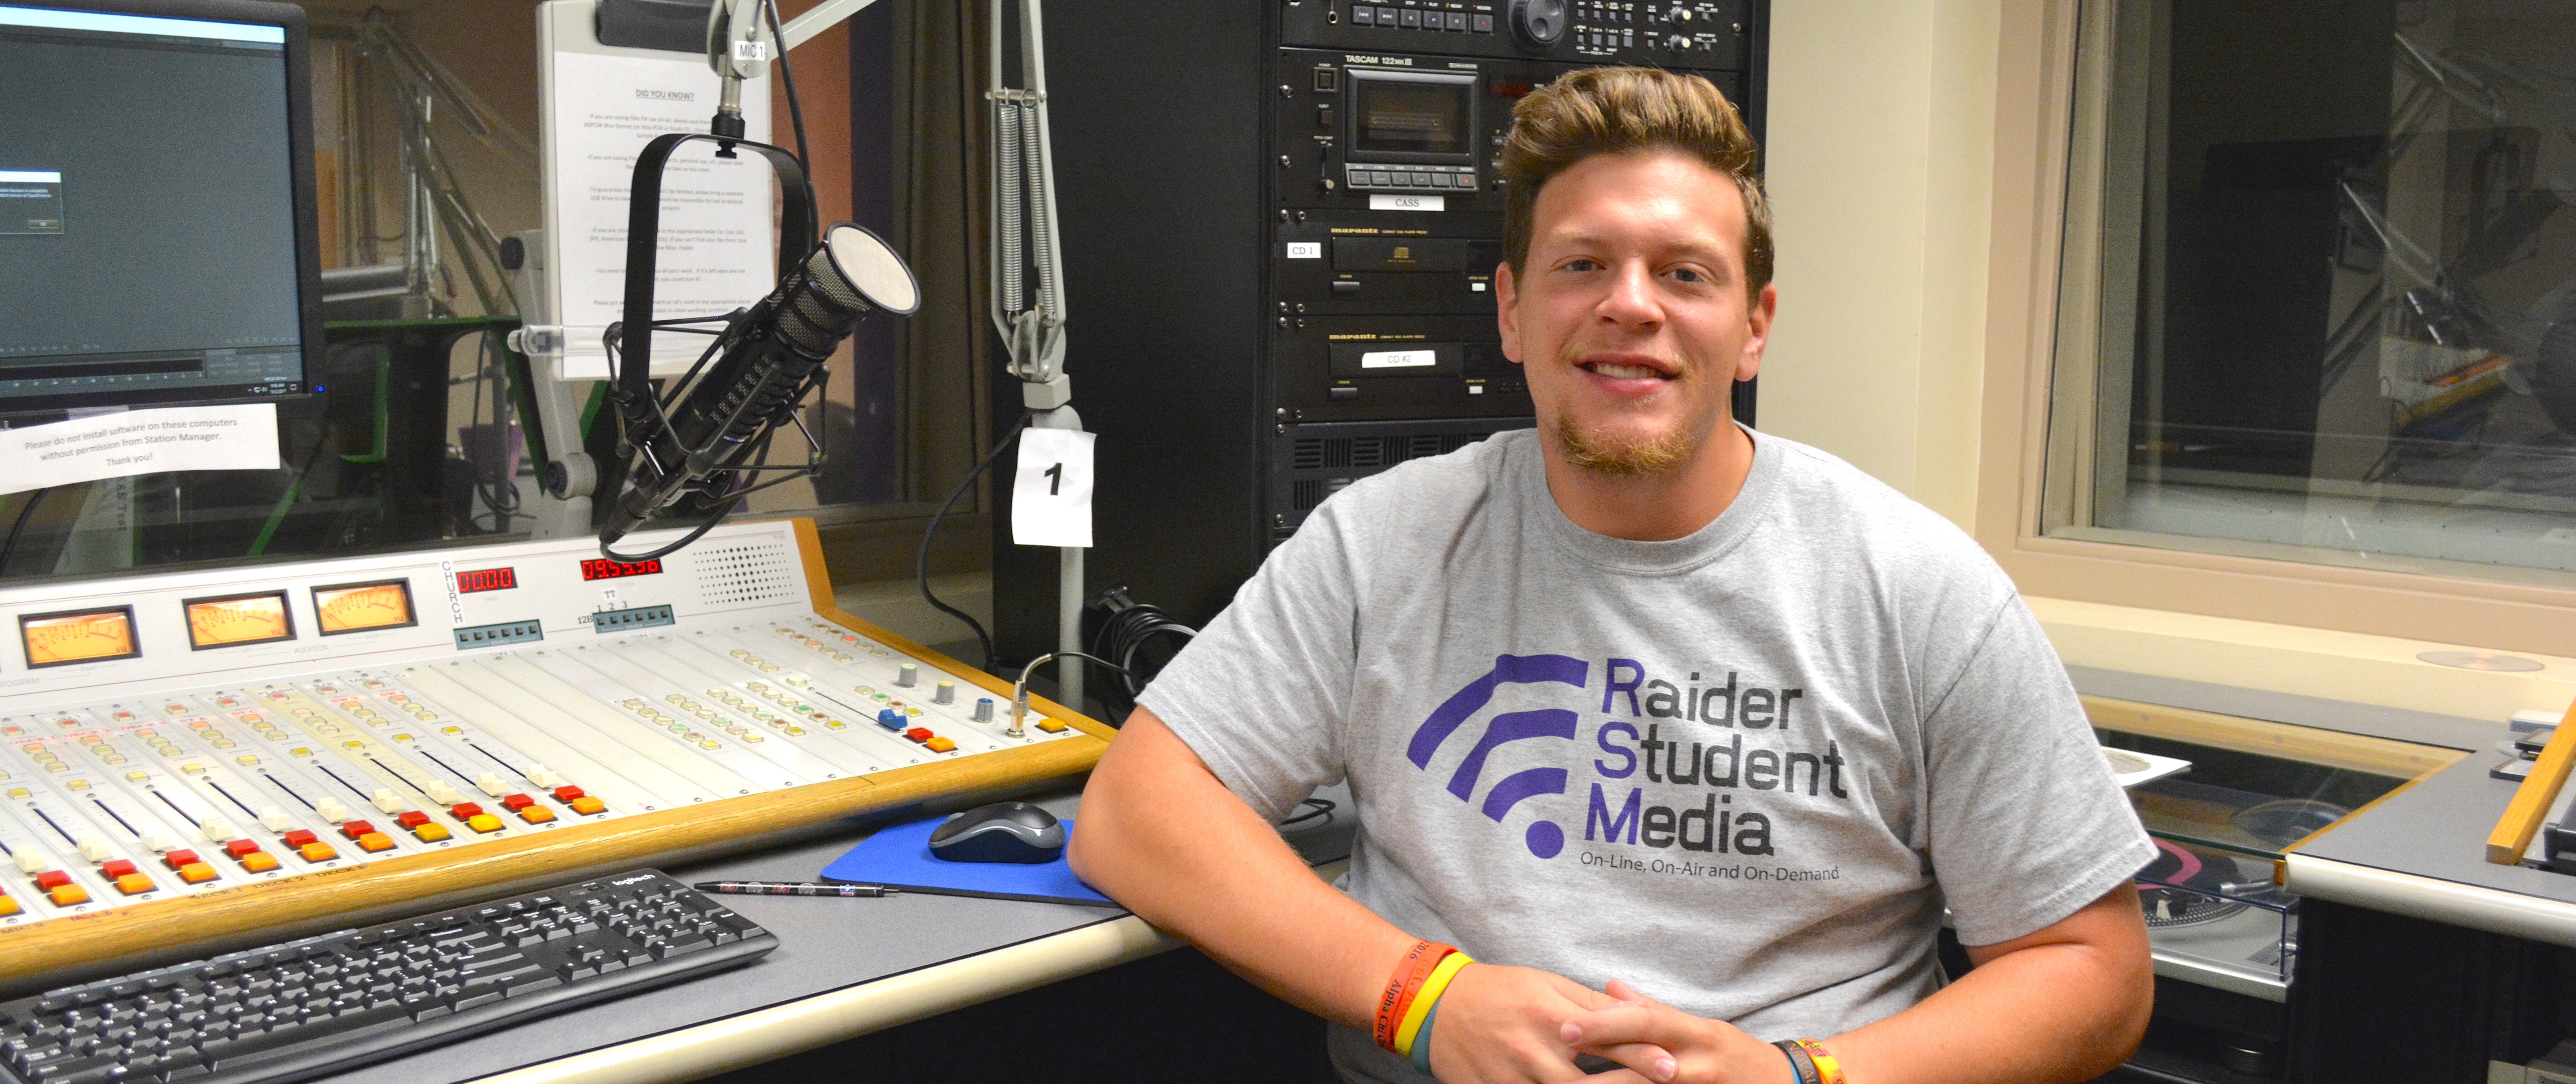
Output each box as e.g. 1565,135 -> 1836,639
579,557 -> 663,581
455,567 -> 517,594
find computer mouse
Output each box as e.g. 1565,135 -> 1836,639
927,801 -> 1066,863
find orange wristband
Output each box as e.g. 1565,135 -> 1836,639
1373,940 -> 1455,1053
1789,1039 -> 1846,1084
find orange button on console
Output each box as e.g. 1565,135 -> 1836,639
568,796 -> 607,815
112,873 -> 153,896
923,737 -> 957,753
296,842 -> 338,862
176,863 -> 218,884
355,832 -> 395,853
239,851 -> 280,873
465,814 -> 504,834
47,884 -> 87,906
516,806 -> 555,824
412,824 -> 451,842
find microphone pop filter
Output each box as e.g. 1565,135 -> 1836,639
822,222 -> 920,317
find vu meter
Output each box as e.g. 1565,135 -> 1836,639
313,580 -> 416,635
184,592 -> 295,649
21,607 -> 141,667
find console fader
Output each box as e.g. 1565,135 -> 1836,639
0,518 -> 1106,990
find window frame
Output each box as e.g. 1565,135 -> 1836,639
1975,0 -> 2576,659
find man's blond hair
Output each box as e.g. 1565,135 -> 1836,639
1498,67 -> 1770,297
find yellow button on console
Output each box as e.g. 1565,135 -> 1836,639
0,895 -> 18,917
923,737 -> 957,753
568,796 -> 607,815
1036,718 -> 1068,733
240,852 -> 280,873
466,814 -> 505,834
412,824 -> 452,842
48,884 -> 88,906
177,863 -> 219,884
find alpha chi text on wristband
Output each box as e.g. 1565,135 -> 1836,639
1373,940 -> 1456,1053
1789,1039 -> 1847,1084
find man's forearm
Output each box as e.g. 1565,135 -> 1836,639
1068,709 -> 1416,1029
1823,889 -> 2153,1084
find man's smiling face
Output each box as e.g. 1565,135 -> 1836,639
1496,149 -> 1774,477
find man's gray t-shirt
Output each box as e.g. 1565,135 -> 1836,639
1139,427 -> 2153,1078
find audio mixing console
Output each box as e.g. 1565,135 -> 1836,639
0,519 -> 1107,992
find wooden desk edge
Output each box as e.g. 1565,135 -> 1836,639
2486,699 -> 2576,865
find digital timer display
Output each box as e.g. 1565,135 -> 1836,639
580,557 -> 663,581
456,567 -> 517,594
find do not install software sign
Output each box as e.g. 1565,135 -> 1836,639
0,170 -> 64,235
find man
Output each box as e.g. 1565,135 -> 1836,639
1070,68 -> 2156,1084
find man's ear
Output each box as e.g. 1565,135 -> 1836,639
1496,261 -> 1523,365
1736,282 -> 1776,382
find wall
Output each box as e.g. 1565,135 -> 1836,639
1759,0 -> 2000,528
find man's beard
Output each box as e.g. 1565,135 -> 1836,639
1550,343 -> 1704,477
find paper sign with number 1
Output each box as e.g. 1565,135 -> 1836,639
1012,427 -> 1095,548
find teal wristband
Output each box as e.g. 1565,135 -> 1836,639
1409,996 -> 1443,1076
1774,1039 -> 1819,1084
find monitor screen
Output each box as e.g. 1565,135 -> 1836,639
0,0 -> 318,413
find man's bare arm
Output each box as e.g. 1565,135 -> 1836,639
1560,884 -> 2150,1084
1071,707 -> 1649,1083
1827,884 -> 2153,1084
1066,706 -> 1408,1025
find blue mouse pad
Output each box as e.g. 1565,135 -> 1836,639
819,815 -> 1120,908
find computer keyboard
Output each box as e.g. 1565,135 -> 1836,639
0,869 -> 777,1084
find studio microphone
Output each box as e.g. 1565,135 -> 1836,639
601,221 -> 921,552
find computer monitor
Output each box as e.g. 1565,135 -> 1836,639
0,0 -> 322,415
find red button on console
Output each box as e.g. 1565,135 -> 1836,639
395,810 -> 432,829
99,859 -> 137,878
224,839 -> 263,858
449,803 -> 484,820
160,851 -> 200,871
280,829 -> 319,848
551,785 -> 586,803
903,727 -> 932,743
33,870 -> 71,890
500,793 -> 534,811
337,821 -> 377,841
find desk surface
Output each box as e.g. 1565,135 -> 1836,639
309,788 -> 1356,1084
2287,752 -> 2576,947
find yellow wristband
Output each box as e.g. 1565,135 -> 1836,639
1792,1039 -> 1846,1084
1394,952 -> 1473,1057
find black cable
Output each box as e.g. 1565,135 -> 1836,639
1086,585 -> 1197,720
600,494 -> 741,563
0,487 -> 51,578
762,0 -> 809,171
1277,798 -> 1336,830
920,410 -> 1033,670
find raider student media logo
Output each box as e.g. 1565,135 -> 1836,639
1406,654 -> 1855,861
